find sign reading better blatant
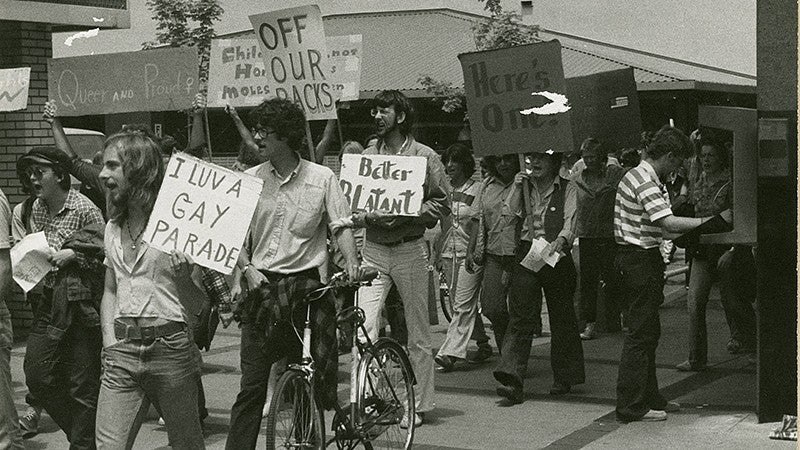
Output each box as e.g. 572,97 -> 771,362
339,154 -> 427,216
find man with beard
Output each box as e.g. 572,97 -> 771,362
96,130 -> 208,448
226,98 -> 361,449
17,146 -> 105,449
351,90 -> 450,428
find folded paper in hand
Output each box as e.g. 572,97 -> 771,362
11,232 -> 53,292
520,238 -> 562,272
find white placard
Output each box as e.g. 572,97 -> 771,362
0,67 -> 31,112
11,232 -> 53,292
338,154 -> 427,216
143,153 -> 264,274
326,35 -> 362,102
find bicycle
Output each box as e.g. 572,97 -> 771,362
265,269 -> 417,450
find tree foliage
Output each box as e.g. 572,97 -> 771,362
143,0 -> 224,86
419,1 -> 540,114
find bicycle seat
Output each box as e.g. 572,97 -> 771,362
336,306 -> 366,328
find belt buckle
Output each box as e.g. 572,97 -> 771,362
140,326 -> 156,344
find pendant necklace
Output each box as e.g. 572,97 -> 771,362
126,219 -> 147,251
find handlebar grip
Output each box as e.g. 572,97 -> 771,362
360,267 -> 379,283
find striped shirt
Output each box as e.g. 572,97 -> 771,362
614,161 -> 672,249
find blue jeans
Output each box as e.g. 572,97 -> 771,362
0,304 -> 23,449
95,329 -> 203,450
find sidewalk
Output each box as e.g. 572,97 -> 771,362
9,262 -> 793,449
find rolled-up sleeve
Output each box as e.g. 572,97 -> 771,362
325,171 -> 352,234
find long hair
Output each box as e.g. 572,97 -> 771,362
103,131 -> 165,224
441,143 -> 476,178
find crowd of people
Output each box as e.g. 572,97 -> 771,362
0,88 -> 756,448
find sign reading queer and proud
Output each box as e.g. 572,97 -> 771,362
249,5 -> 337,120
47,47 -> 198,116
144,153 -> 264,274
0,67 -> 31,111
459,40 -> 573,156
339,154 -> 427,216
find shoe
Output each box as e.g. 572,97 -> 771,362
19,406 -> 40,437
639,409 -> 667,421
157,417 -> 165,426
496,385 -> 524,404
659,401 -> 680,413
469,344 -> 493,362
549,382 -> 571,395
675,360 -> 706,372
399,412 -> 423,429
434,354 -> 457,372
580,322 -> 596,340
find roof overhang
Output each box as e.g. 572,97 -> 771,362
0,0 -> 130,31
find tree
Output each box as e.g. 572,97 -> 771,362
143,0 -> 224,87
418,1 -> 539,114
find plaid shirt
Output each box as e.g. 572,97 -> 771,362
199,267 -> 233,308
32,189 -> 104,251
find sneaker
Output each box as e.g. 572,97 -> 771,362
496,385 -> 524,404
675,360 -> 706,372
434,354 -> 457,372
469,344 -> 493,362
399,412 -> 423,429
660,401 -> 681,413
157,417 -> 165,426
580,322 -> 596,340
19,406 -> 40,437
639,409 -> 667,421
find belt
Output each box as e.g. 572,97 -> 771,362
114,320 -> 186,343
379,235 -> 423,247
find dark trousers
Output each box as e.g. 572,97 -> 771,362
494,242 -> 584,388
579,237 -> 620,329
23,323 -> 101,449
614,246 -> 669,421
479,254 -> 516,349
719,245 -> 756,346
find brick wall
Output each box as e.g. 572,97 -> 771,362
0,21 -> 54,337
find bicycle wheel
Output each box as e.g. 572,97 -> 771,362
265,369 -> 325,450
356,338 -> 415,449
439,271 -> 454,322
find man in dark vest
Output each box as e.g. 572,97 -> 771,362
493,151 -> 585,404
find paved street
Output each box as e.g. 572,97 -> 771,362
9,277 -> 792,449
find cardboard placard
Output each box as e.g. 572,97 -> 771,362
143,153 -> 264,274
249,5 -> 337,119
326,34 -> 362,102
566,68 -> 642,152
0,67 -> 31,112
459,40 -> 573,157
47,47 -> 199,116
339,154 -> 427,216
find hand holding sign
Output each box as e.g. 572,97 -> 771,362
339,154 -> 427,216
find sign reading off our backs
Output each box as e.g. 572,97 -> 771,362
459,40 -> 573,156
47,47 -> 199,116
339,154 -> 427,216
143,153 -> 264,275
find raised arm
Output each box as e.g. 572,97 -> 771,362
186,93 -> 208,157
43,100 -> 78,160
314,119 -> 337,164
226,104 -> 259,154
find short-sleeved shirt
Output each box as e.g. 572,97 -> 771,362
32,188 -> 104,250
0,189 -> 14,347
244,158 -> 351,275
104,221 -> 194,323
441,179 -> 481,259
691,169 -> 731,217
479,177 -> 521,256
614,160 -> 672,249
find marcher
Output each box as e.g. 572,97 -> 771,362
614,125 -> 731,422
225,98 -> 361,449
95,130 -> 209,448
434,143 -> 492,372
352,90 -> 450,428
0,187 -> 25,449
494,151 -> 585,404
17,146 -> 105,449
572,138 -> 626,340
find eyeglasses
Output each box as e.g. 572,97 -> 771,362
370,107 -> 393,118
25,166 -> 52,178
251,128 -> 277,140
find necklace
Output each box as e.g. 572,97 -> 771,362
126,219 -> 147,251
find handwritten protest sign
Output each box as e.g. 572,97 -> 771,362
0,67 -> 31,112
459,40 -> 573,157
143,153 -> 264,274
249,5 -> 337,120
11,232 -> 52,293
326,35 -> 362,102
339,154 -> 427,216
47,47 -> 199,116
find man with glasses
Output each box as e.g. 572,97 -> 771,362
17,147 -> 105,449
352,90 -> 450,428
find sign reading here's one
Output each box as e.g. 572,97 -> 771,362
47,47 -> 198,116
249,5 -> 336,120
339,154 -> 427,216
143,153 -> 264,274
459,40 -> 573,157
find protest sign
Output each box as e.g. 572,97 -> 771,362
339,154 -> 427,216
566,68 -> 642,152
11,232 -> 52,293
249,5 -> 337,120
47,47 -> 199,116
0,67 -> 31,111
143,153 -> 264,274
326,34 -> 362,102
459,40 -> 574,157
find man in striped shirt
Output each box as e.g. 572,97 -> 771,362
613,126 -> 731,422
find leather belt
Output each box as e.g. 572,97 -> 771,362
380,235 -> 423,247
114,320 -> 186,343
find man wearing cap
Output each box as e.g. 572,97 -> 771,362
18,146 -> 105,449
